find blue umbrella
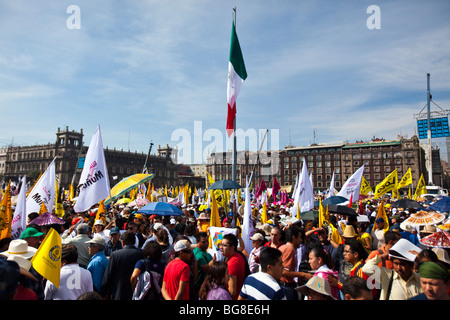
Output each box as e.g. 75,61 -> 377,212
137,202 -> 184,216
425,196 -> 450,213
322,196 -> 348,206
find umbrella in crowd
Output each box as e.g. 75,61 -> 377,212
116,198 -> 131,205
105,173 -> 154,205
208,179 -> 243,190
327,204 -> 358,216
28,212 -> 65,226
403,210 -> 446,226
322,196 -> 348,206
137,202 -> 184,216
390,198 -> 424,209
420,230 -> 450,248
425,196 -> 450,213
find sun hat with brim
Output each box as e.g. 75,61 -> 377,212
295,276 -> 336,299
400,220 -> 415,232
2,239 -> 37,259
342,225 -> 358,238
6,255 -> 38,282
20,227 -> 44,240
85,235 -> 106,246
197,213 -> 209,220
432,247 -> 450,265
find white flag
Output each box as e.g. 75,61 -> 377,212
337,165 -> 365,203
241,176 -> 254,255
291,158 -> 315,216
11,175 -> 27,239
327,172 -> 335,199
26,158 -> 56,215
74,125 -> 110,213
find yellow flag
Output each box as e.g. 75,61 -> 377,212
374,169 -> 398,199
68,182 -> 75,201
39,202 -> 48,215
31,228 -> 62,289
408,187 -> 412,199
0,181 -> 12,240
54,179 -> 65,218
92,200 -> 106,232
398,167 -> 413,189
210,190 -> 221,228
372,201 -> 390,234
261,200 -> 268,224
318,199 -> 325,227
413,174 -> 427,200
319,200 -> 341,244
360,176 -> 372,195
206,171 -> 215,187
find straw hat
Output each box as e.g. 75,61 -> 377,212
2,239 -> 37,260
400,220 -> 415,232
342,225 -> 358,238
296,276 -> 336,299
197,213 -> 209,220
6,255 -> 38,282
422,225 -> 436,234
432,247 -> 450,265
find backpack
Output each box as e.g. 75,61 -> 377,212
132,260 -> 162,300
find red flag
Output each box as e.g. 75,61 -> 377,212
348,193 -> 353,207
272,177 -> 280,202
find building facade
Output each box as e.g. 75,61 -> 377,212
206,136 -> 433,194
1,127 -> 179,191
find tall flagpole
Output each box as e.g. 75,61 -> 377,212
232,7 -> 237,183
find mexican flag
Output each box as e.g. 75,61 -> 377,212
226,21 -> 247,137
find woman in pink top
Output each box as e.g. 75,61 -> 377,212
308,245 -> 339,299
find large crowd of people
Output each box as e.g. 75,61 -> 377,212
1,194 -> 449,301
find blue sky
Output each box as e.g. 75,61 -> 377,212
1,0 -> 449,163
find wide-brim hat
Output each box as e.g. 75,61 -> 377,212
295,276 -> 336,300
400,220 -> 415,232
342,225 -> 358,238
432,247 -> 450,265
422,224 -> 437,234
2,239 -> 37,259
6,255 -> 38,282
197,213 -> 209,220
85,235 -> 106,246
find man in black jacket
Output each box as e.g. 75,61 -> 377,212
101,231 -> 143,300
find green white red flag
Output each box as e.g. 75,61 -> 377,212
227,21 -> 247,137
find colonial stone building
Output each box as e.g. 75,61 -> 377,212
206,136 -> 434,194
0,127 -> 179,191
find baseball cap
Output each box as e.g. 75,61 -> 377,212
20,227 -> 44,239
174,239 -> 195,252
250,233 -> 264,241
109,227 -> 120,235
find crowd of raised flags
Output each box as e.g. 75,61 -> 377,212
0,122 -> 435,293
